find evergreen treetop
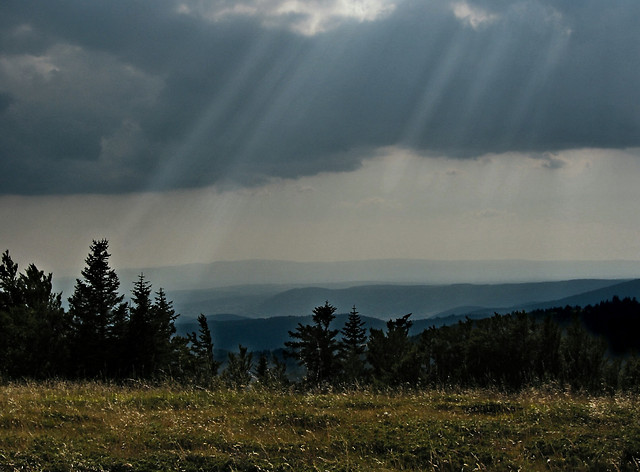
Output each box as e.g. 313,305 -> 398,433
285,301 -> 340,386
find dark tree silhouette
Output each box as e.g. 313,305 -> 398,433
0,250 -> 20,310
128,273 -> 154,377
151,287 -> 179,376
68,239 -> 128,377
367,314 -> 420,387
188,314 -> 220,383
255,352 -> 289,389
339,305 -> 368,384
285,301 -> 340,386
222,345 -> 253,389
0,251 -> 69,378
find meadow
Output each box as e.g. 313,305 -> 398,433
1,382 -> 639,471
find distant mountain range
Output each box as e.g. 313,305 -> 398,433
49,257 -> 640,358
174,278 -> 640,352
170,279 -> 634,320
53,258 -> 640,295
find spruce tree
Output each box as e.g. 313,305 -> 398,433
0,252 -> 69,378
68,239 -> 127,378
285,301 -> 340,386
255,353 -> 269,384
19,263 -> 69,377
128,273 -> 154,377
188,314 -> 220,383
254,353 -> 288,389
339,305 -> 368,384
367,314 -> 420,387
222,345 -> 253,389
0,250 -> 21,310
151,288 -> 178,376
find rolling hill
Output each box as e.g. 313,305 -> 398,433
174,278 -> 640,352
172,279 -> 625,320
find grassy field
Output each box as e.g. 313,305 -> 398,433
0,382 -> 639,471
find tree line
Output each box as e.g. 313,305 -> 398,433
284,299 -> 640,392
2,240 -> 640,392
0,240 -> 287,387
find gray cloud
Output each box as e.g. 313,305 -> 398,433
0,91 -> 12,113
1,0 -> 639,194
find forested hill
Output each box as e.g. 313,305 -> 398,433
176,314 -> 388,352
171,278 -> 632,319
174,313 -> 497,352
174,288 -> 640,354
255,279 -> 633,318
4,240 -> 640,392
517,279 -> 640,312
172,279 -> 640,353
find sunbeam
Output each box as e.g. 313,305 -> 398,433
1,0 -> 639,280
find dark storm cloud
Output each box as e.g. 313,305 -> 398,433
0,92 -> 13,113
0,0 -> 639,194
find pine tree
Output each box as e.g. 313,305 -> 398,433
68,239 -> 127,378
254,352 -> 288,390
167,334 -> 197,381
128,273 -> 154,377
151,288 -> 178,376
285,301 -> 340,386
222,345 -> 253,389
19,263 -> 69,377
560,316 -> 607,391
339,305 -> 368,384
0,251 -> 71,378
0,250 -> 21,310
367,314 -> 420,387
188,314 -> 220,383
255,353 -> 269,382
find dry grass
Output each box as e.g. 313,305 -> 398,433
0,381 -> 639,471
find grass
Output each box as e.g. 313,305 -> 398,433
0,382 -> 639,471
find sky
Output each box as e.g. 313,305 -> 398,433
1,0 -> 640,280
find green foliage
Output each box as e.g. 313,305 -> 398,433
560,317 -> 608,390
254,352 -> 289,390
620,354 -> 640,392
221,345 -> 253,389
367,314 -> 421,387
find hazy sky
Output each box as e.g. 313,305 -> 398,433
1,0 -> 639,278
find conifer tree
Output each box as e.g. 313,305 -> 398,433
167,334 -> 197,381
222,345 -> 253,389
0,250 -> 21,310
367,314 -> 420,386
339,305 -> 368,384
0,252 -> 69,378
68,239 -> 127,377
254,352 -> 288,389
255,353 -> 269,382
19,263 -> 69,377
151,287 -> 178,376
560,317 -> 607,391
128,273 -> 154,377
285,301 -> 340,386
188,314 -> 220,382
